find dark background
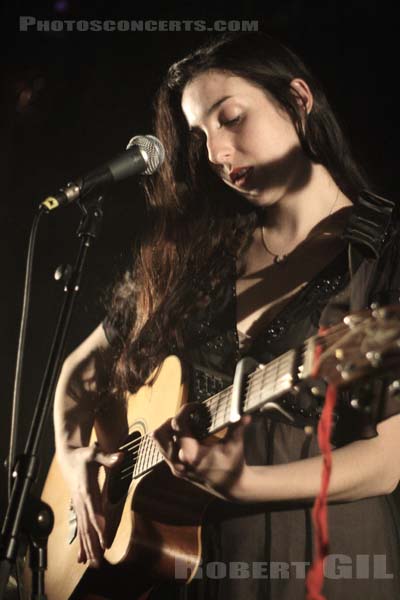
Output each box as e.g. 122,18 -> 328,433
0,0 -> 398,522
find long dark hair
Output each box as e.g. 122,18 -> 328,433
109,32 -> 368,396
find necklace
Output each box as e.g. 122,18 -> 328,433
260,188 -> 341,265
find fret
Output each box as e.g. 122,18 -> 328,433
300,336 -> 316,380
135,436 -> 144,476
141,436 -> 148,473
145,437 -> 154,474
205,388 -> 227,433
244,350 -> 296,413
132,445 -> 139,478
223,387 -> 230,424
213,390 -> 223,430
245,365 -> 263,408
218,390 -> 231,429
133,435 -> 163,479
273,354 -> 279,396
143,435 -> 150,471
148,439 -> 162,472
147,436 -> 161,471
140,436 -> 147,473
205,349 -> 297,432
150,436 -> 157,467
206,387 -> 233,434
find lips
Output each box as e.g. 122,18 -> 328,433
229,167 -> 253,188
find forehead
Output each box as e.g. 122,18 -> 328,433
181,69 -> 268,126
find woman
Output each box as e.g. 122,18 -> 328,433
54,33 -> 400,599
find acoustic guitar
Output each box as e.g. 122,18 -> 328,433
23,305 -> 400,600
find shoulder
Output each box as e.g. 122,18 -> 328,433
342,191 -> 399,309
354,192 -> 400,305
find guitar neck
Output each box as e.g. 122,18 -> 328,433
204,347 -> 300,434
116,307 -> 400,482
131,337 -> 317,479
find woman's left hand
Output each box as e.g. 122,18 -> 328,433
152,403 -> 252,501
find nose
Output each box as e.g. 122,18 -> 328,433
206,132 -> 233,169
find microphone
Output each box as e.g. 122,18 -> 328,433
40,135 -> 165,212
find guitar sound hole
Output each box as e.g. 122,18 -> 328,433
107,430 -> 141,504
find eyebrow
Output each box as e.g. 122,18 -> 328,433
188,95 -> 232,131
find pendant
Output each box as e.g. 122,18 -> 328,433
274,254 -> 287,264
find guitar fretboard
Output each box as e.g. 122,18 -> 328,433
130,346 -> 302,479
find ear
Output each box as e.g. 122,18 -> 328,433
290,78 -> 313,115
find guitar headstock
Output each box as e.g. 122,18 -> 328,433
315,305 -> 400,387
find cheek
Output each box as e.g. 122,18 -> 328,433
247,118 -> 300,161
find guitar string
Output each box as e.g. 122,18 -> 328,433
116,327 -> 348,481
117,352 -> 295,464
116,337 -> 328,476
121,345 -> 298,459
118,363 -> 299,480
116,373 -> 294,472
118,323 -> 345,459
119,367 -> 291,482
119,366 -> 338,482
118,342 -> 315,472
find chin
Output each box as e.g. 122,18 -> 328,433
239,189 -> 278,209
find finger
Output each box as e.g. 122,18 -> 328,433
155,433 -> 182,467
152,419 -> 175,457
165,456 -> 187,476
75,505 -> 91,565
85,498 -> 106,550
224,416 -> 251,443
152,418 -> 172,444
94,450 -> 123,469
177,436 -> 202,467
170,417 -> 179,432
81,529 -> 101,567
84,442 -> 123,469
80,503 -> 103,566
151,425 -> 188,477
77,532 -> 87,564
75,497 -> 103,566
171,404 -> 194,434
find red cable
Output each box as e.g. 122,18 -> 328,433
305,336 -> 338,600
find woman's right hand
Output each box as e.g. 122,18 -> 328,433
53,324 -> 126,566
60,443 -> 123,567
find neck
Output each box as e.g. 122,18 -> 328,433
259,164 -> 352,243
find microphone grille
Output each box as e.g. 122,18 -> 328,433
126,134 -> 165,175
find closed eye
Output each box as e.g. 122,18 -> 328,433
219,116 -> 241,127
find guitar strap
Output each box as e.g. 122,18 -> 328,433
342,189 -> 398,311
344,190 -> 396,261
305,189 -> 397,600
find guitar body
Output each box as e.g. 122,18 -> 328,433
24,356 -> 213,600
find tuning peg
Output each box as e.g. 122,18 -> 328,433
350,397 -> 372,413
343,315 -> 364,328
336,362 -> 357,381
54,264 -> 72,284
365,351 -> 382,367
304,425 -> 314,436
311,386 -> 323,397
371,307 -> 388,320
388,380 -> 400,399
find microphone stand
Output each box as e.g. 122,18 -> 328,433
0,195 -> 104,600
